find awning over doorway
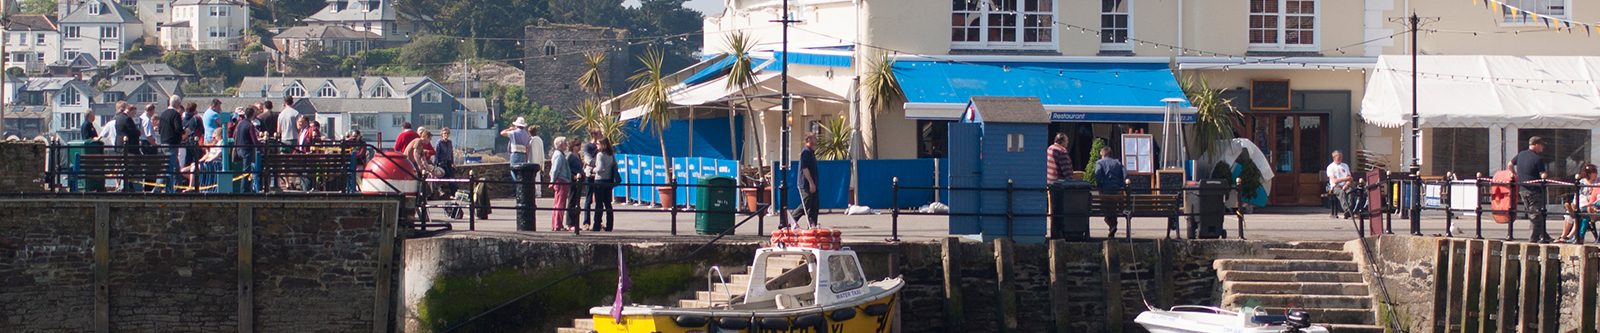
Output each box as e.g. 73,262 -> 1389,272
616,72 -> 843,121
893,60 -> 1192,122
1361,55 -> 1600,129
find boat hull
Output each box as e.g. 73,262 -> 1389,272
590,294 -> 896,333
1134,309 -> 1331,333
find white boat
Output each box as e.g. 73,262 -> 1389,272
1134,306 -> 1330,333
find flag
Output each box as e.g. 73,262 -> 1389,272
610,244 -> 631,324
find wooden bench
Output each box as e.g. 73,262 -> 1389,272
73,154 -> 174,191
1091,193 -> 1182,239
259,152 -> 356,192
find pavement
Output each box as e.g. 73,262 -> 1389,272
421,198 -> 1576,244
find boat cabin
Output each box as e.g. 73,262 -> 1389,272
734,246 -> 868,310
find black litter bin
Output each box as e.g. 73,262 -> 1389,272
1050,180 -> 1092,240
513,163 -> 540,231
696,176 -> 737,235
1189,180 -> 1229,239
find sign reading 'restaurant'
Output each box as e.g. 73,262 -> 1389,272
1050,112 -> 1196,123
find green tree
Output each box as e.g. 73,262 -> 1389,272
860,53 -> 904,158
18,0 -> 56,14
816,115 -> 851,160
1182,76 -> 1243,160
491,84 -> 574,140
627,48 -> 675,183
397,34 -> 460,67
1082,138 -> 1108,186
722,32 -> 760,165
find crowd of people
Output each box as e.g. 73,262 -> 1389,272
76,96 -> 384,192
502,117 -> 619,232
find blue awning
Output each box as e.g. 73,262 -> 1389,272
894,60 -> 1191,122
681,55 -> 737,86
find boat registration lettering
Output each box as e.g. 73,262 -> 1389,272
834,289 -> 863,299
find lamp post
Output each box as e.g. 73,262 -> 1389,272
773,0 -> 797,228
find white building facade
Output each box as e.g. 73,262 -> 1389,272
161,0 -> 250,51
57,0 -> 144,67
1,15 -> 61,74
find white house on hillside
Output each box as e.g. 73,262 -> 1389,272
58,0 -> 143,67
160,0 -> 250,51
3,77 -> 99,140
1,15 -> 61,74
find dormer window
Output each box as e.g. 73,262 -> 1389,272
286,85 -> 307,98
88,2 -> 103,15
333,1 -> 346,12
316,83 -> 339,97
366,0 -> 380,12
422,90 -> 442,103
61,87 -> 80,105
370,86 -> 391,98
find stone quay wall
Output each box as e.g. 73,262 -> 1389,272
0,142 -> 45,192
402,235 -> 1288,332
0,194 -> 403,332
1364,235 -> 1600,333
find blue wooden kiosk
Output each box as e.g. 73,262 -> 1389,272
947,96 -> 1050,243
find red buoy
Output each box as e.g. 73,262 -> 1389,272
360,152 -> 420,194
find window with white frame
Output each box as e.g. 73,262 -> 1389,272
286,85 -> 307,98
951,0 -> 1055,49
391,114 -> 407,127
1249,0 -> 1317,51
63,49 -> 79,60
208,27 -> 225,38
420,114 -> 443,128
155,3 -> 164,13
100,27 -> 119,39
370,86 -> 391,98
210,5 -> 228,16
99,48 -> 117,62
137,90 -> 158,103
35,33 -> 45,45
316,84 -> 339,97
59,112 -> 83,129
1101,0 -> 1131,50
34,52 -> 43,61
63,26 -> 80,38
422,91 -> 442,103
352,114 -> 377,129
88,2 -> 102,15
60,88 -> 80,105
9,52 -> 26,62
1502,0 -> 1567,24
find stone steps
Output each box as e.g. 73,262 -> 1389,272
1217,270 -> 1367,283
1263,241 -> 1347,251
1266,248 -> 1354,261
1257,307 -> 1375,325
1223,281 -> 1369,296
1325,323 -> 1387,333
1214,259 -> 1359,272
1222,294 -> 1372,309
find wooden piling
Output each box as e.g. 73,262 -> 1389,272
1431,239 -> 1449,333
941,237 -> 965,332
1518,244 -> 1541,333
1580,246 -> 1599,333
1538,245 -> 1559,333
1103,240 -> 1124,333
1155,239 -> 1175,310
1458,240 -> 1483,333
994,238 -> 1018,333
1477,240 -> 1503,333
1048,240 -> 1071,333
1444,240 -> 1466,332
1497,243 -> 1522,333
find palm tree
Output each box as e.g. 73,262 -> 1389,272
860,53 -> 905,158
628,48 -> 674,183
1181,75 -> 1243,160
578,51 -> 608,99
816,115 -> 851,160
723,32 -> 762,166
567,100 -> 606,139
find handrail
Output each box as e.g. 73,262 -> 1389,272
707,266 -> 732,308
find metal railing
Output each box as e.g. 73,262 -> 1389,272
42,141 -> 418,194
1363,170 -> 1600,243
886,177 -> 1248,242
425,176 -> 771,236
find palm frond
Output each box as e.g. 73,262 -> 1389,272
723,32 -> 758,91
816,115 -> 852,160
1182,76 -> 1242,159
627,49 -> 671,134
567,100 -> 605,134
578,51 -> 608,98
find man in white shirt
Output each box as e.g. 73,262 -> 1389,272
528,126 -> 547,197
138,104 -> 158,154
1326,150 -> 1353,218
277,96 -> 301,143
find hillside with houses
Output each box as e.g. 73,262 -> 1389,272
0,0 -> 703,153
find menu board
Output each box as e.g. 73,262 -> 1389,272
1156,169 -> 1187,195
1121,134 -> 1154,174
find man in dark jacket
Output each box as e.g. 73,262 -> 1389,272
157,99 -> 185,163
1093,146 -> 1127,238
79,115 -> 98,141
115,105 -> 142,155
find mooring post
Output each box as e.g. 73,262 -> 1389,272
940,237 -> 965,331
1005,179 -> 1015,241
1103,240 -> 1124,333
1475,173 -> 1485,239
994,238 -> 1017,333
890,177 -> 900,242
1048,240 -> 1071,333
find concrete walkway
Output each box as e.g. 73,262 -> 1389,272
423,198 -> 1571,243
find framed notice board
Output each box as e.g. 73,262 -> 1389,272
1121,134 -> 1154,174
1250,79 -> 1291,111
1155,169 -> 1187,195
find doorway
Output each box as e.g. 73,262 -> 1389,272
1247,114 -> 1329,206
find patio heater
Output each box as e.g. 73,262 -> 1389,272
1160,97 -> 1187,170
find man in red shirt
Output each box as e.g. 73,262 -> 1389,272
393,122 -> 418,152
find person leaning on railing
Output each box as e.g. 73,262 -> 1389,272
1557,163 -> 1599,243
231,106 -> 261,191
180,128 -> 227,192
590,137 -> 617,232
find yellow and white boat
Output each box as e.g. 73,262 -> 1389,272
585,245 -> 904,332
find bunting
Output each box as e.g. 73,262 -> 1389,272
1479,0 -> 1598,33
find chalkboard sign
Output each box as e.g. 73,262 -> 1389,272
1126,174 -> 1154,194
1251,79 -> 1291,111
1156,169 -> 1187,195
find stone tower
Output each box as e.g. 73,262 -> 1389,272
522,23 -> 629,114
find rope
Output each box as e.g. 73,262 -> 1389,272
124,173 -> 254,191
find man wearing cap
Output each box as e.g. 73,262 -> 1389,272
1514,136 -> 1553,243
502,117 -> 538,196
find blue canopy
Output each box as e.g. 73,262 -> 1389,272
894,60 -> 1191,122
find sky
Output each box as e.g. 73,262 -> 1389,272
622,0 -> 725,14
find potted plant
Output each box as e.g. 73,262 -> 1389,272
740,165 -> 771,213
628,49 -> 677,209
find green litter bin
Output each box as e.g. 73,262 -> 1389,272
695,176 -> 738,235
65,139 -> 105,192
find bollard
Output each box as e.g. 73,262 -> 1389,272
670,180 -> 678,236
1444,173 -> 1454,237
467,177 -> 477,231
1005,179 -> 1015,240
1539,178 -> 1550,241
1411,171 -> 1423,236
514,164 -> 537,232
1507,176 -> 1518,241
1474,173 -> 1484,239
890,177 -> 901,242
